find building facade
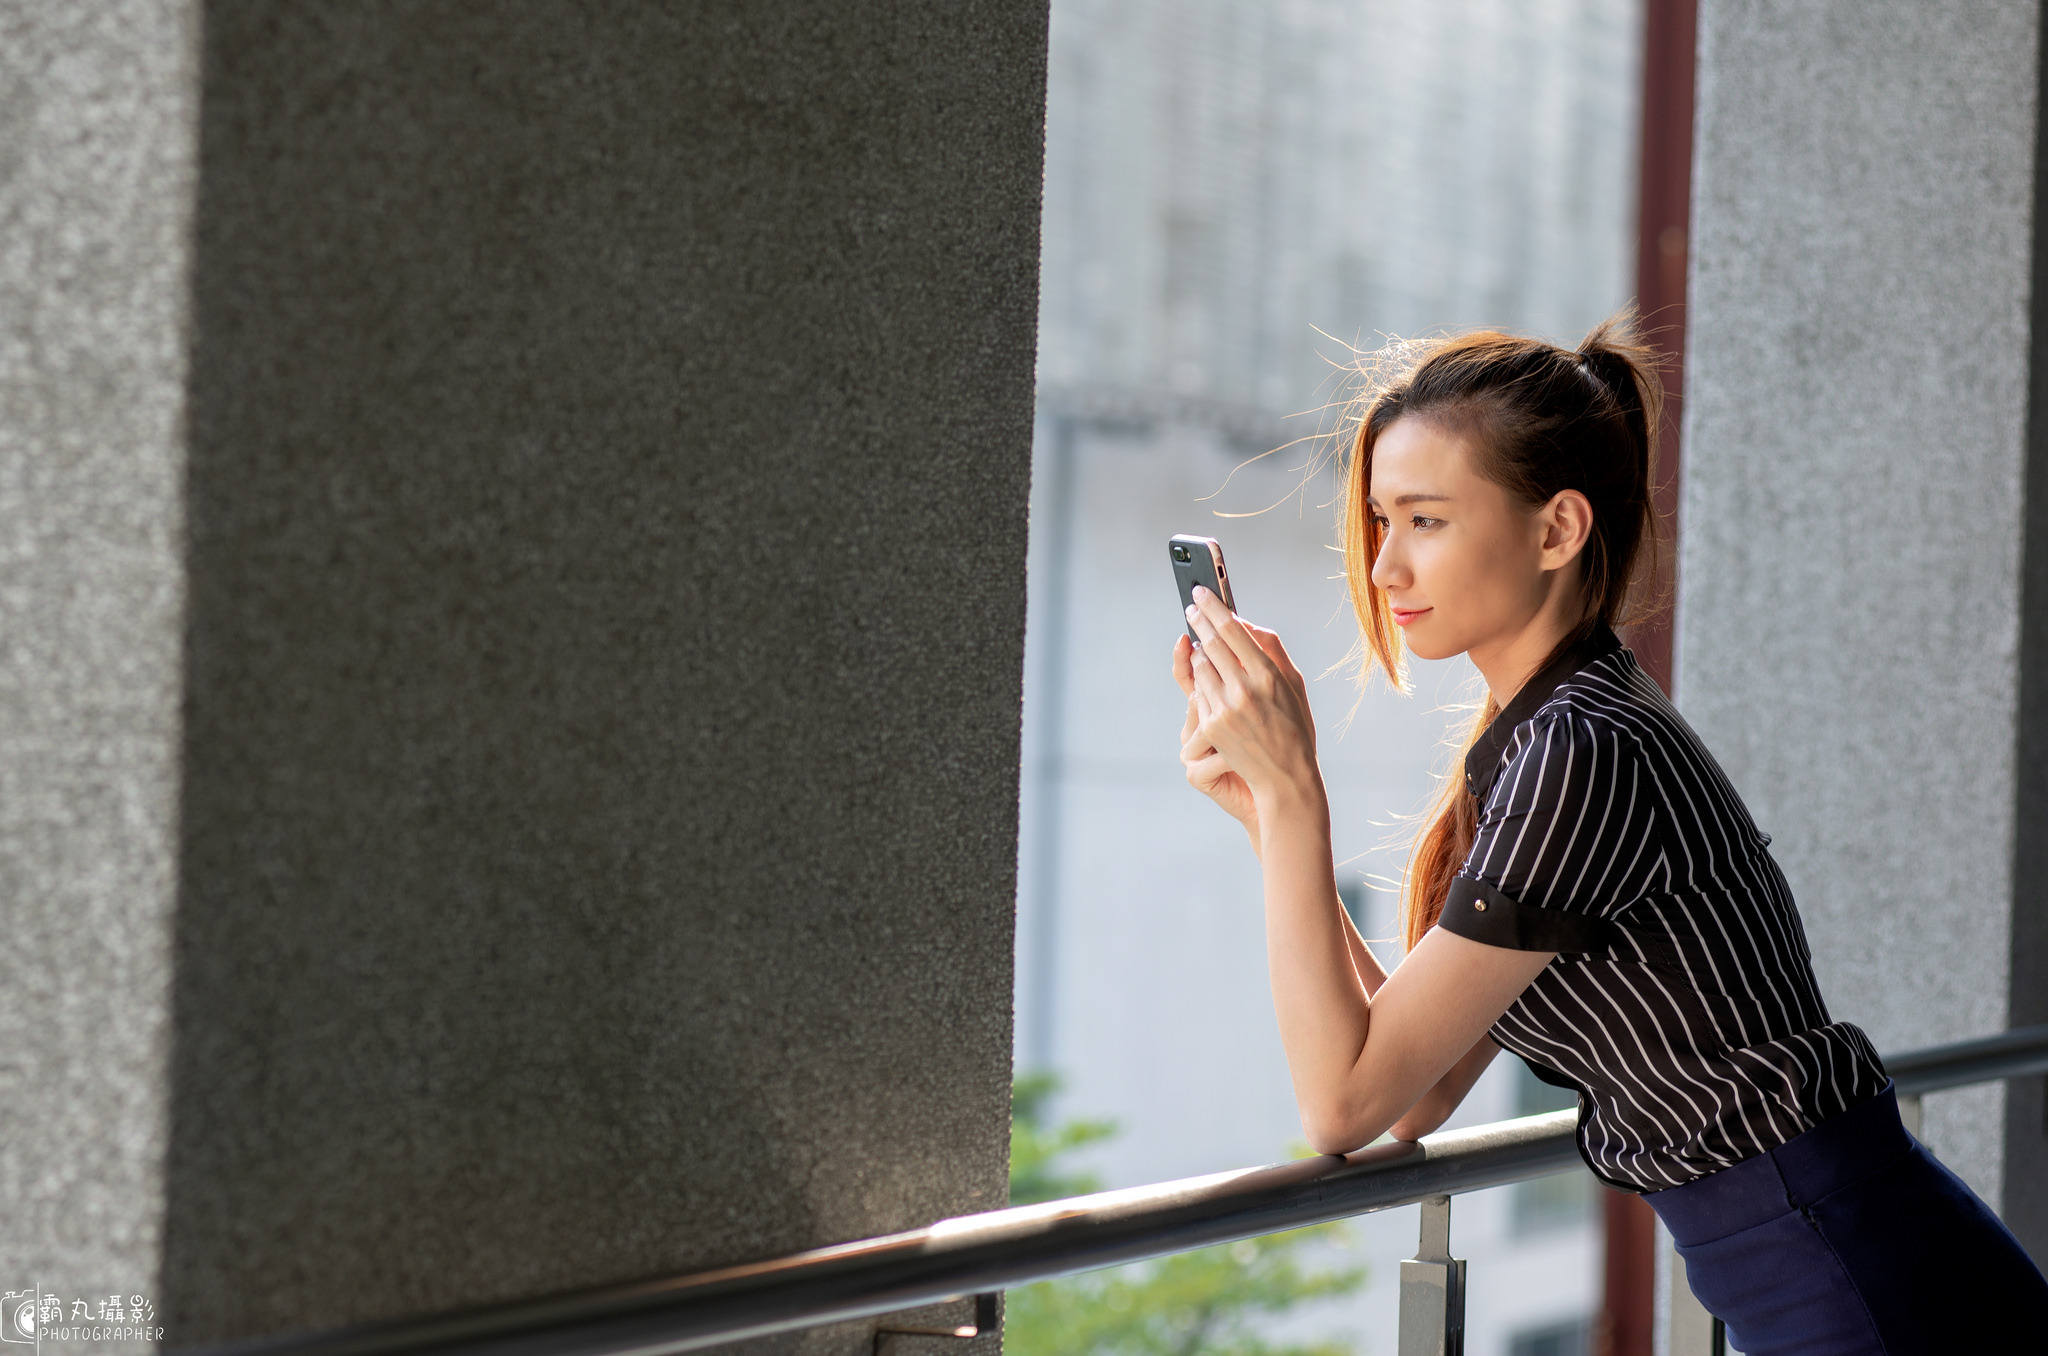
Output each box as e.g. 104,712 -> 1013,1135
1019,1 -> 1643,1350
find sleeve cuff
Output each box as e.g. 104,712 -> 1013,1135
1438,876 -> 1618,954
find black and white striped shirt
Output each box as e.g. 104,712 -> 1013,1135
1437,624 -> 1888,1193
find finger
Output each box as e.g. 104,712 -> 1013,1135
1189,643 -> 1229,708
1184,595 -> 1250,691
1182,750 -> 1236,792
1172,633 -> 1196,696
1181,693 -> 1201,743
1191,585 -> 1277,679
1179,730 -> 1224,769
1244,622 -> 1307,689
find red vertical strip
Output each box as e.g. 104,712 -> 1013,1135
1601,6 -> 1697,1356
1622,0 -> 1697,700
1598,1187 -> 1659,1356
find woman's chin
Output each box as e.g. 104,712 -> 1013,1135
1402,632 -> 1461,662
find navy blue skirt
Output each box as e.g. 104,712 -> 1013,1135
1642,1082 -> 2048,1355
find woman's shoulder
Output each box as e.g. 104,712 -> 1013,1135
1532,651 -> 1695,759
1480,694 -> 1656,828
1535,650 -> 1776,854
1493,650 -> 1730,808
1506,654 -> 1660,765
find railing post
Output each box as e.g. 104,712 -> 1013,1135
1399,1194 -> 1466,1356
874,1293 -> 999,1355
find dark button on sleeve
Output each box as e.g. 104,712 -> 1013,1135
1440,874 -> 1619,953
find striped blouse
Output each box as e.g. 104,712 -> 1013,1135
1437,624 -> 1889,1193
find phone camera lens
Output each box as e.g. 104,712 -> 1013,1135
1172,545 -> 1192,563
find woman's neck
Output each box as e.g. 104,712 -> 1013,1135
1470,599 -> 1588,709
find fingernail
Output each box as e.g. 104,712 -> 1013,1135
1192,585 -> 1211,600
1184,604 -> 1198,621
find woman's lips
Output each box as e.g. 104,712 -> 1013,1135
1391,606 -> 1431,627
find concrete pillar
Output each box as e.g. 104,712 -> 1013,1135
0,2 -> 1047,1349
0,0 -> 197,1319
1680,0 -> 2045,1258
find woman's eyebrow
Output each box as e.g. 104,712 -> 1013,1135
1366,492 -> 1452,508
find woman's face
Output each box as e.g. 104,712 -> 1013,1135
1366,416 -> 1569,663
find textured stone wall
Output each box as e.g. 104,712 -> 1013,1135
1,3 -> 1047,1350
0,0 -> 197,1312
1681,0 -> 2037,1222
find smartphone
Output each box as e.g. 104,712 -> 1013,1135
1169,534 -> 1237,644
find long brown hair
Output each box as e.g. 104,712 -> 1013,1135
1339,312 -> 1666,951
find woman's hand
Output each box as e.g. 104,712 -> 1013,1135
1176,675 -> 1261,839
1172,586 -> 1322,827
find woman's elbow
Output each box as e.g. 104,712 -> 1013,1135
1302,1095 -> 1443,1152
1303,1125 -> 1357,1157
1301,1103 -> 1381,1157
1388,1093 -> 1450,1142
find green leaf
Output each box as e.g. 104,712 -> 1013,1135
1011,1070 -> 1118,1205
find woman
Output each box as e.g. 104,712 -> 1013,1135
1171,315 -> 2048,1354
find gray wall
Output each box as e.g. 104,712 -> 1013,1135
0,0 -> 197,1309
1680,0 -> 2043,1250
2,3 -> 1047,1350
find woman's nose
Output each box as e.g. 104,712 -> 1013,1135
1370,539 -> 1405,590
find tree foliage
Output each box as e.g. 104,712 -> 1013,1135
1006,1073 -> 1365,1356
1010,1072 -> 1118,1206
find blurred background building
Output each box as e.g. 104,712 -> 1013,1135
1016,1 -> 1644,1351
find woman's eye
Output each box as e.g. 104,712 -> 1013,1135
1411,515 -> 1441,530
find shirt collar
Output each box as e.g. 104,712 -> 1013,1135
1463,622 -> 1624,802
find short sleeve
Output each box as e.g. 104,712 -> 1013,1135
1438,710 -> 1650,953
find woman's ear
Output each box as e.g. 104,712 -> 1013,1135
1537,489 -> 1595,572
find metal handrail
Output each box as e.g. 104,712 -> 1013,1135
1889,1024 -> 2048,1095
197,1024 -> 2048,1356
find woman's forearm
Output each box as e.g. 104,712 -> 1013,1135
1253,777 -> 1554,1153
1337,890 -> 1390,996
1256,778 -> 1376,1122
1389,1036 -> 1500,1139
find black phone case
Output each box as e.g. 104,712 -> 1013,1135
1169,535 -> 1236,643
